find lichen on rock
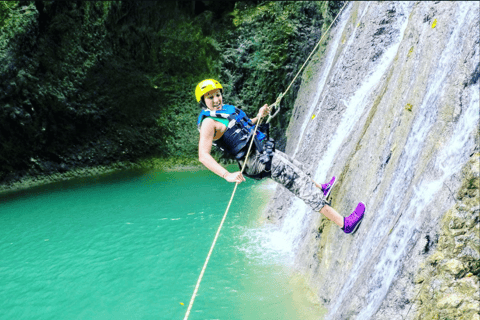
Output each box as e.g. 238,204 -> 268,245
413,154 -> 480,320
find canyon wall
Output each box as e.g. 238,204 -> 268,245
265,2 -> 479,319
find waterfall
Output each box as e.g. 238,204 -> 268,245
278,1 -> 413,277
331,3 -> 475,318
281,2 -> 386,260
292,4 -> 354,158
265,1 -> 479,318
356,79 -> 478,320
313,1 -> 411,184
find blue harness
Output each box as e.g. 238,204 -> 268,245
197,105 -> 268,160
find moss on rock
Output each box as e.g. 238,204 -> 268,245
413,153 -> 480,320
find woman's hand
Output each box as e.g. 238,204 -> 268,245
224,171 -> 246,183
257,104 -> 271,119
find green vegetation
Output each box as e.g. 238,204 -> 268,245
0,1 -> 344,183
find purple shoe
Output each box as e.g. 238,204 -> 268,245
321,176 -> 336,198
343,202 -> 365,234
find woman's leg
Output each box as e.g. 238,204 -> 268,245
270,150 -> 342,220
278,152 -> 332,192
320,205 -> 344,228
258,150 -> 365,233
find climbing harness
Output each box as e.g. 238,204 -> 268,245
197,104 -> 275,180
184,3 -> 349,318
197,104 -> 267,160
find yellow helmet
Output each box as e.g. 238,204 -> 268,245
195,79 -> 223,102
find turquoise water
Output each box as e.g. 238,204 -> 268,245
0,167 -> 325,320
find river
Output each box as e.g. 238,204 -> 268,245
0,166 -> 326,320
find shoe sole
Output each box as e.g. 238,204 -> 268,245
324,178 -> 336,199
347,202 -> 366,235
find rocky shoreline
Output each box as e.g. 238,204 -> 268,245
0,158 -> 206,196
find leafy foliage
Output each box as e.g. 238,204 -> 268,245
219,1 -> 344,146
0,0 -> 343,182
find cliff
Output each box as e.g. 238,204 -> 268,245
265,2 -> 479,319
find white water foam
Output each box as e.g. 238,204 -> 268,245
237,197 -> 315,267
237,223 -> 294,265
236,180 -> 299,266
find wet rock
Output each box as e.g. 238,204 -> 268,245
263,1 -> 479,319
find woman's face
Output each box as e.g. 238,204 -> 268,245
203,89 -> 223,111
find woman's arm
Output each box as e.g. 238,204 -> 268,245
198,119 -> 245,183
250,104 -> 270,124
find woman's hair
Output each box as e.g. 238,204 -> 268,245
198,97 -> 207,109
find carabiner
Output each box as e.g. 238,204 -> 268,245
266,93 -> 283,123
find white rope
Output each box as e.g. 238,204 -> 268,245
184,3 -> 349,317
267,1 -> 349,124
183,117 -> 263,320
282,1 -> 348,97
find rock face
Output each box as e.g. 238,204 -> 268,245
412,155 -> 479,320
264,2 -> 479,319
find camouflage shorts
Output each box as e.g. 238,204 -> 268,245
240,150 -> 326,211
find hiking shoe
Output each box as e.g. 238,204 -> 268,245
343,202 -> 365,234
321,176 -> 336,198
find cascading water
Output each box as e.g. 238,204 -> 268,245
263,1 -> 479,319
313,1 -> 411,184
325,2 -> 477,318
292,4 -> 353,158
278,1 -> 412,275
280,0 -> 413,269
355,81 -> 479,319
351,4 -> 477,318
276,3 -> 411,278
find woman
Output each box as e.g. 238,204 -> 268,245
196,79 -> 365,234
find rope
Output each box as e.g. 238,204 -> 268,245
184,3 -> 349,317
183,117 -> 263,320
266,1 -> 349,124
